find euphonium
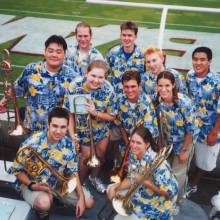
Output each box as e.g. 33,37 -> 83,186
112,144 -> 173,216
0,49 -> 25,136
73,94 -> 100,167
16,145 -> 77,196
110,119 -> 144,184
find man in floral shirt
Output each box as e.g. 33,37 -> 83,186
186,47 -> 220,196
0,35 -> 76,132
64,22 -> 103,77
8,107 -> 94,219
106,21 -> 145,96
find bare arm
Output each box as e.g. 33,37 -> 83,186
207,114 -> 220,146
179,133 -> 193,163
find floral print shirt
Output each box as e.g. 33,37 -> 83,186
106,45 -> 145,95
186,70 -> 220,143
64,44 -> 103,77
153,93 -> 198,155
15,61 -> 75,132
64,76 -> 117,146
128,147 -> 178,220
8,132 -> 77,192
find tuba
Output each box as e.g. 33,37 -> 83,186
0,49 -> 25,136
110,119 -> 144,184
112,144 -> 173,216
16,145 -> 77,196
73,94 -> 100,167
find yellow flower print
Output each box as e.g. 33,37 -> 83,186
158,205 -> 165,212
188,114 -> 193,122
196,118 -> 204,127
68,160 -> 74,168
160,184 -> 167,192
121,104 -> 128,112
114,70 -> 121,77
29,86 -> 37,96
69,47 -> 74,53
69,84 -> 76,91
198,107 -> 207,114
147,79 -> 153,85
168,111 -> 174,117
139,197 -> 147,203
146,188 -> 154,196
164,200 -> 172,209
66,59 -> 71,65
151,197 -> 159,206
145,113 -> 152,121
201,99 -> 206,105
179,75 -> 183,80
96,123 -> 104,129
40,142 -> 47,149
134,206 -> 141,212
34,64 -> 43,71
62,148 -> 68,154
36,108 -> 44,116
31,73 -> 42,81
51,150 -> 62,161
62,81 -> 70,89
203,84 -> 211,92
176,119 -> 183,126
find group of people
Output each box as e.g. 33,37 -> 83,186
0,20 -> 219,220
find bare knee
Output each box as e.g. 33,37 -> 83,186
34,192 -> 52,211
85,196 -> 94,208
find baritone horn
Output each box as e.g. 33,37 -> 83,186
73,94 -> 100,167
112,144 -> 173,216
0,49 -> 25,136
16,145 -> 77,196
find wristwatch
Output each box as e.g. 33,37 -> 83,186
28,181 -> 36,191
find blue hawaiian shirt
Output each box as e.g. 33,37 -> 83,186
64,44 -> 103,77
115,92 -> 158,138
15,61 -> 75,132
141,68 -> 187,97
106,45 -> 145,95
186,70 -> 220,144
8,131 -> 78,192
128,147 -> 178,220
153,93 -> 198,155
64,76 -> 117,146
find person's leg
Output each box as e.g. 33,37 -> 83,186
78,145 -> 91,183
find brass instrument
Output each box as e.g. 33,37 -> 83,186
73,94 -> 100,167
16,145 -> 77,196
112,144 -> 173,216
0,49 -> 25,136
110,119 -> 144,184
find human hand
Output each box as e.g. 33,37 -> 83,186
0,97 -> 7,113
84,100 -> 97,116
31,182 -> 51,193
179,151 -> 188,163
75,196 -> 85,218
107,184 -> 118,201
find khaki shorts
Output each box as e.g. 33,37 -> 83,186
22,185 -> 92,208
195,142 -> 220,171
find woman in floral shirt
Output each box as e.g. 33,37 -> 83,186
64,60 -> 117,194
153,71 -> 198,206
108,125 -> 178,220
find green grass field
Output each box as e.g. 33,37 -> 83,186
0,0 -> 219,89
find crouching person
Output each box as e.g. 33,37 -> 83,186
8,107 -> 94,219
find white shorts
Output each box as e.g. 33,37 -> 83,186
22,185 -> 92,208
195,142 -> 220,171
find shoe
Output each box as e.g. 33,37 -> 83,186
185,185 -> 198,198
35,211 -> 50,220
88,176 -> 107,194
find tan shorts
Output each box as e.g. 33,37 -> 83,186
195,142 -> 220,171
22,185 -> 92,208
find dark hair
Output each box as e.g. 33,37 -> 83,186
87,60 -> 109,77
122,70 -> 141,85
154,71 -> 178,108
120,21 -> 138,35
75,22 -> 92,36
131,125 -> 159,152
48,107 -> 69,124
192,46 -> 212,61
45,35 -> 67,51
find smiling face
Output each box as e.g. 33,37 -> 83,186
47,117 -> 68,143
120,29 -> 136,52
44,43 -> 66,72
76,26 -> 91,51
157,78 -> 174,102
130,133 -> 149,159
123,79 -> 140,103
192,52 -> 211,78
145,52 -> 164,75
86,67 -> 106,90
